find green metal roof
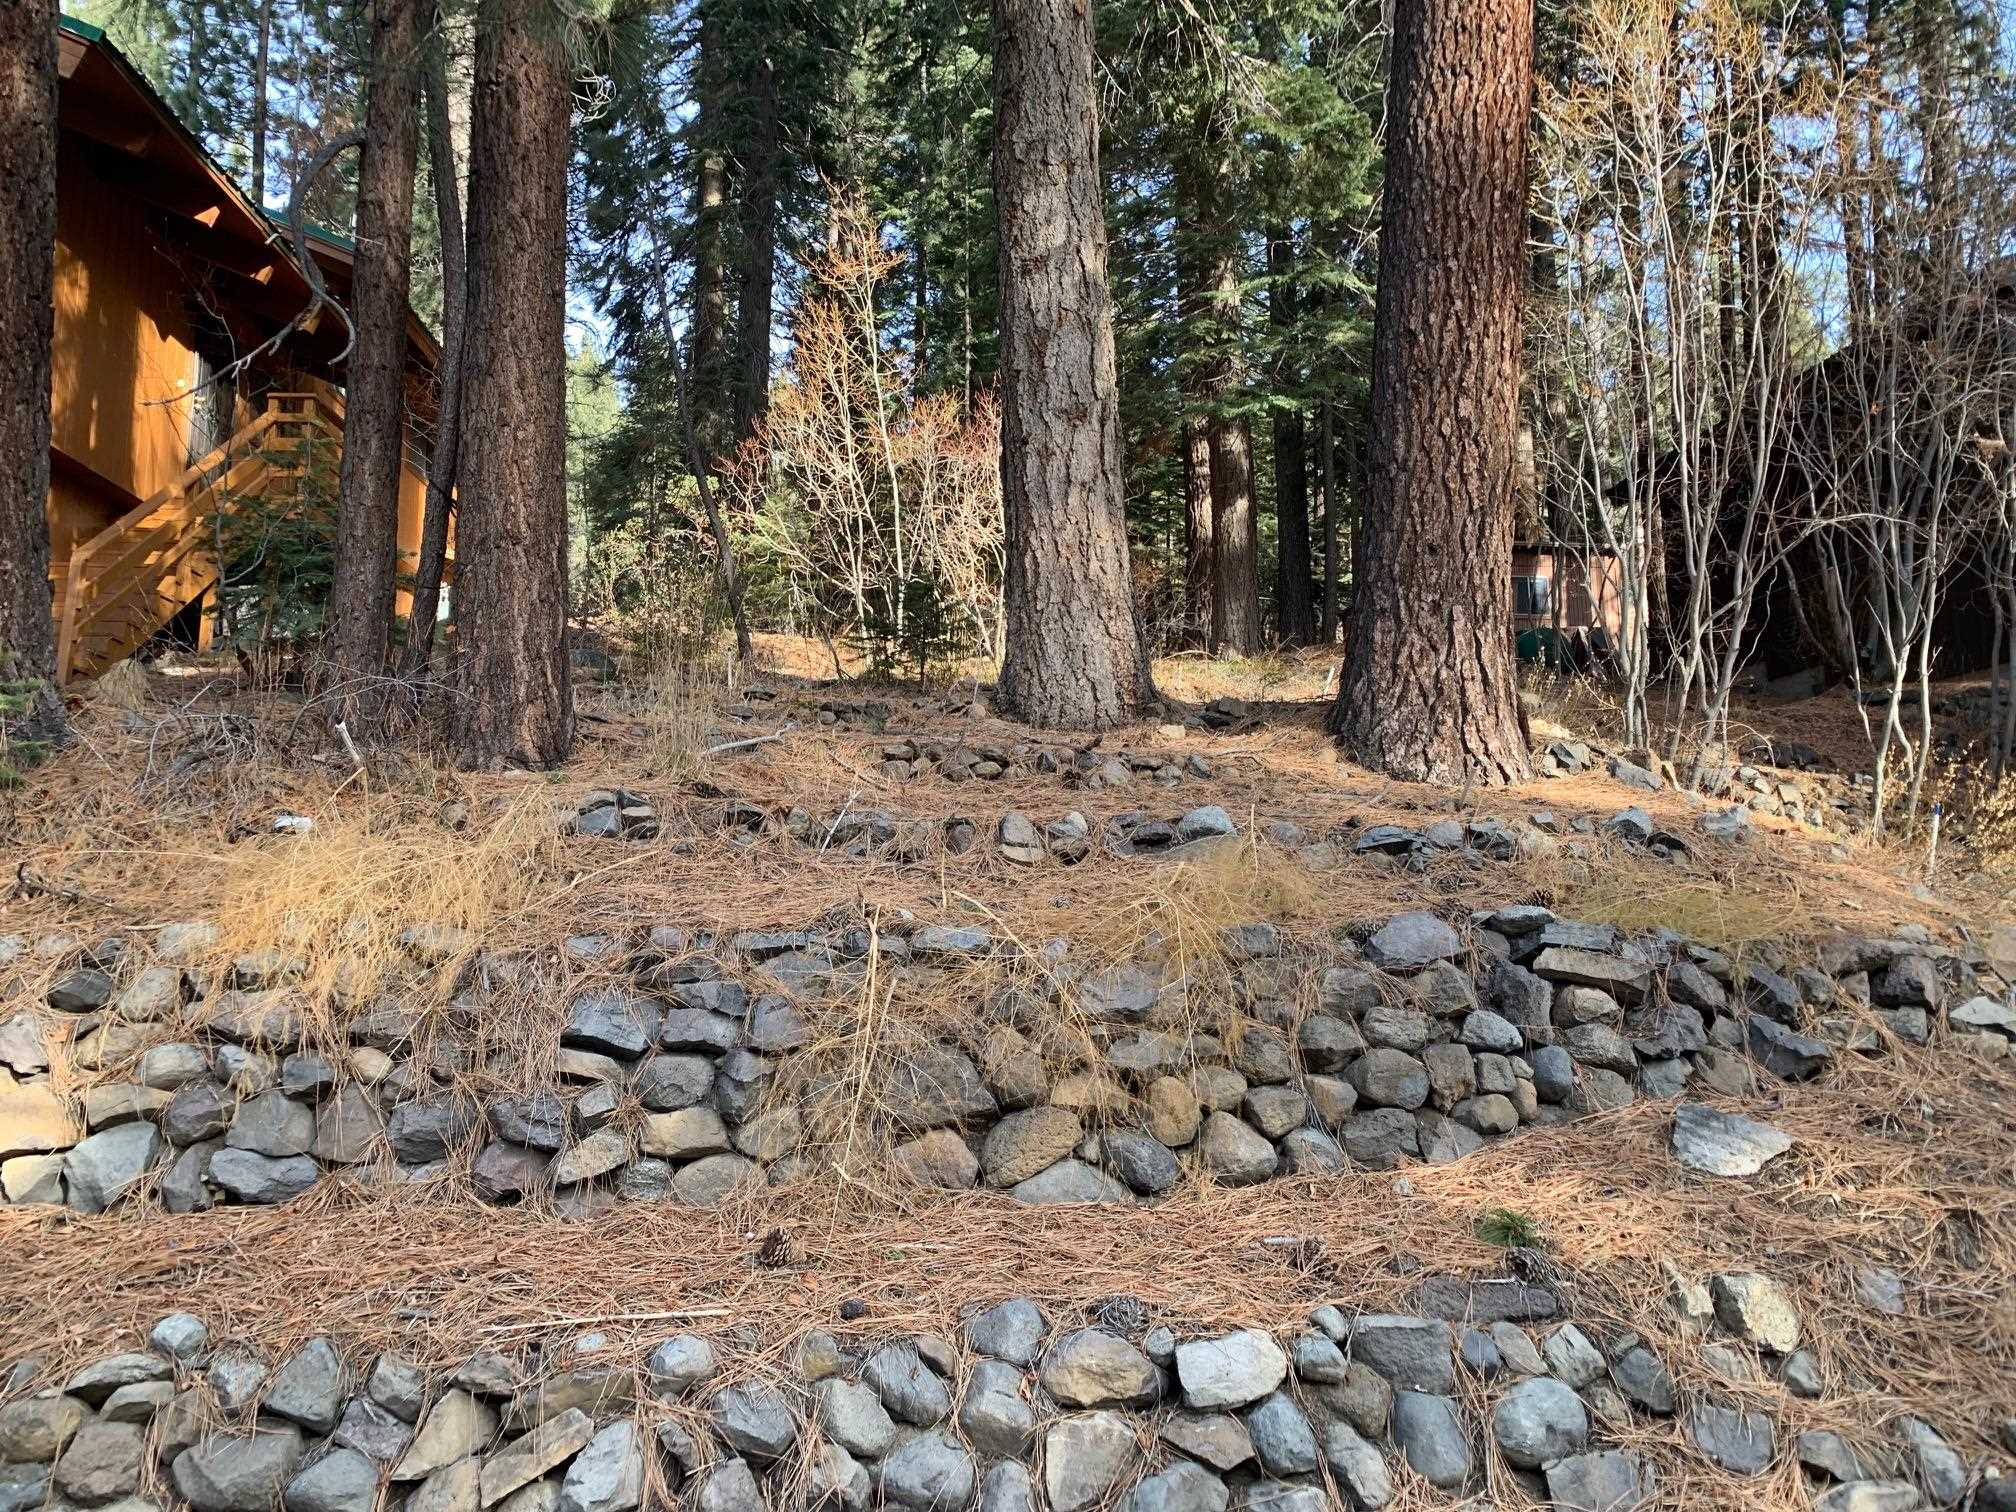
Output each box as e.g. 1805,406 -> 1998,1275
57,13 -> 106,42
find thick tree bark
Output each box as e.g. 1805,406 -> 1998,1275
399,27 -> 465,678
1328,0 -> 1533,785
732,52 -> 777,442
1319,399 -> 1341,642
328,0 -> 422,718
1187,97 -> 1259,654
448,0 -> 573,768
991,0 -> 1155,730
1210,408 -> 1261,653
1,0 -> 66,749
1173,155 -> 1213,649
689,1 -> 732,452
1182,415 -> 1213,648
1269,227 -> 1315,648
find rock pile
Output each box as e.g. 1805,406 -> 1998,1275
1,1286 -> 2001,1512
3,905 -> 2011,1215
872,740 -> 1217,790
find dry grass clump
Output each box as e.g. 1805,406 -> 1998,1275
202,784 -> 563,1013
1561,862 -> 1822,960
607,651 -> 740,784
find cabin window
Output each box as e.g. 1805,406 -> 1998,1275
1513,574 -> 1551,616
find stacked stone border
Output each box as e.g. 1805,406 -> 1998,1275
2,1273 -> 2007,1512
5,900 -> 2012,1216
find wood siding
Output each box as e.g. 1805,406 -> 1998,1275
49,133 -> 201,547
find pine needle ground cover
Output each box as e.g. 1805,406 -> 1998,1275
2,647 -> 2012,1512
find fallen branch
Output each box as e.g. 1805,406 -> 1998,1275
704,724 -> 795,758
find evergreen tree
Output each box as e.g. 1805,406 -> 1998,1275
2,0 -> 67,765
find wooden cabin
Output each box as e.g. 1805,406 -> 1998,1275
48,15 -> 442,683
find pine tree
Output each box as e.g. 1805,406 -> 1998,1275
1,0 -> 67,764
1328,0 -> 1533,784
992,0 -> 1155,729
328,0 -> 423,722
449,0 -> 574,768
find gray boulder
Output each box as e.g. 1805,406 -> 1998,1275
1490,1376 -> 1589,1468
816,1380 -> 898,1458
265,1338 -> 345,1433
959,1359 -> 1035,1457
1195,1113 -> 1276,1185
1123,1461 -> 1228,1512
644,1335 -> 716,1397
282,1449 -> 377,1512
64,1124 -> 160,1213
977,1463 -> 1034,1512
1159,1413 -> 1254,1473
964,1299 -> 1047,1366
1545,1449 -> 1653,1511
1344,1315 -> 1454,1393
1043,1413 -> 1137,1512
1364,913 -> 1462,971
1320,1422 -> 1393,1510
1346,1050 -> 1429,1111
1175,1330 -> 1286,1410
226,1092 -> 314,1158
209,1148 -> 319,1204
1039,1329 -> 1158,1409
710,1382 -> 797,1461
876,1432 -> 975,1511
1007,1159 -> 1132,1205
864,1343 -> 953,1426
174,1426 -> 306,1512
694,1460 -> 763,1512
1241,1391 -> 1317,1475
557,1420 -> 644,1512
1689,1403 -> 1775,1475
53,1421 -> 146,1505
1390,1391 -> 1472,1489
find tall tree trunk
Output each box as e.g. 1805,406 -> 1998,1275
732,52 -> 777,441
1174,155 -> 1214,650
689,1 -> 732,452
1211,409 -> 1260,652
0,0 -> 66,751
1328,0 -> 1533,785
991,0 -> 1155,730
399,24 -> 466,678
1320,400 -> 1341,642
1269,227 -> 1314,646
449,0 -> 573,768
1196,105 -> 1260,654
327,0 -> 422,722
1182,414 -> 1213,650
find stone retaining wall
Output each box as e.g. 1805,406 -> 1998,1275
3,908 -> 2012,1217
1,1276 -> 2005,1512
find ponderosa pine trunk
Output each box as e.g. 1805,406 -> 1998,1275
399,26 -> 465,678
1328,0 -> 1533,785
1189,99 -> 1259,654
1182,415 -> 1214,648
0,0 -> 66,753
689,1 -> 732,452
732,52 -> 777,442
1269,226 -> 1314,647
991,0 -> 1154,730
1173,154 -> 1214,649
328,0 -> 422,718
448,0 -> 573,768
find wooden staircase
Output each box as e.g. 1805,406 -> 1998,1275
56,390 -> 345,683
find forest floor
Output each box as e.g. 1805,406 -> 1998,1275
2,636 -> 2012,1510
